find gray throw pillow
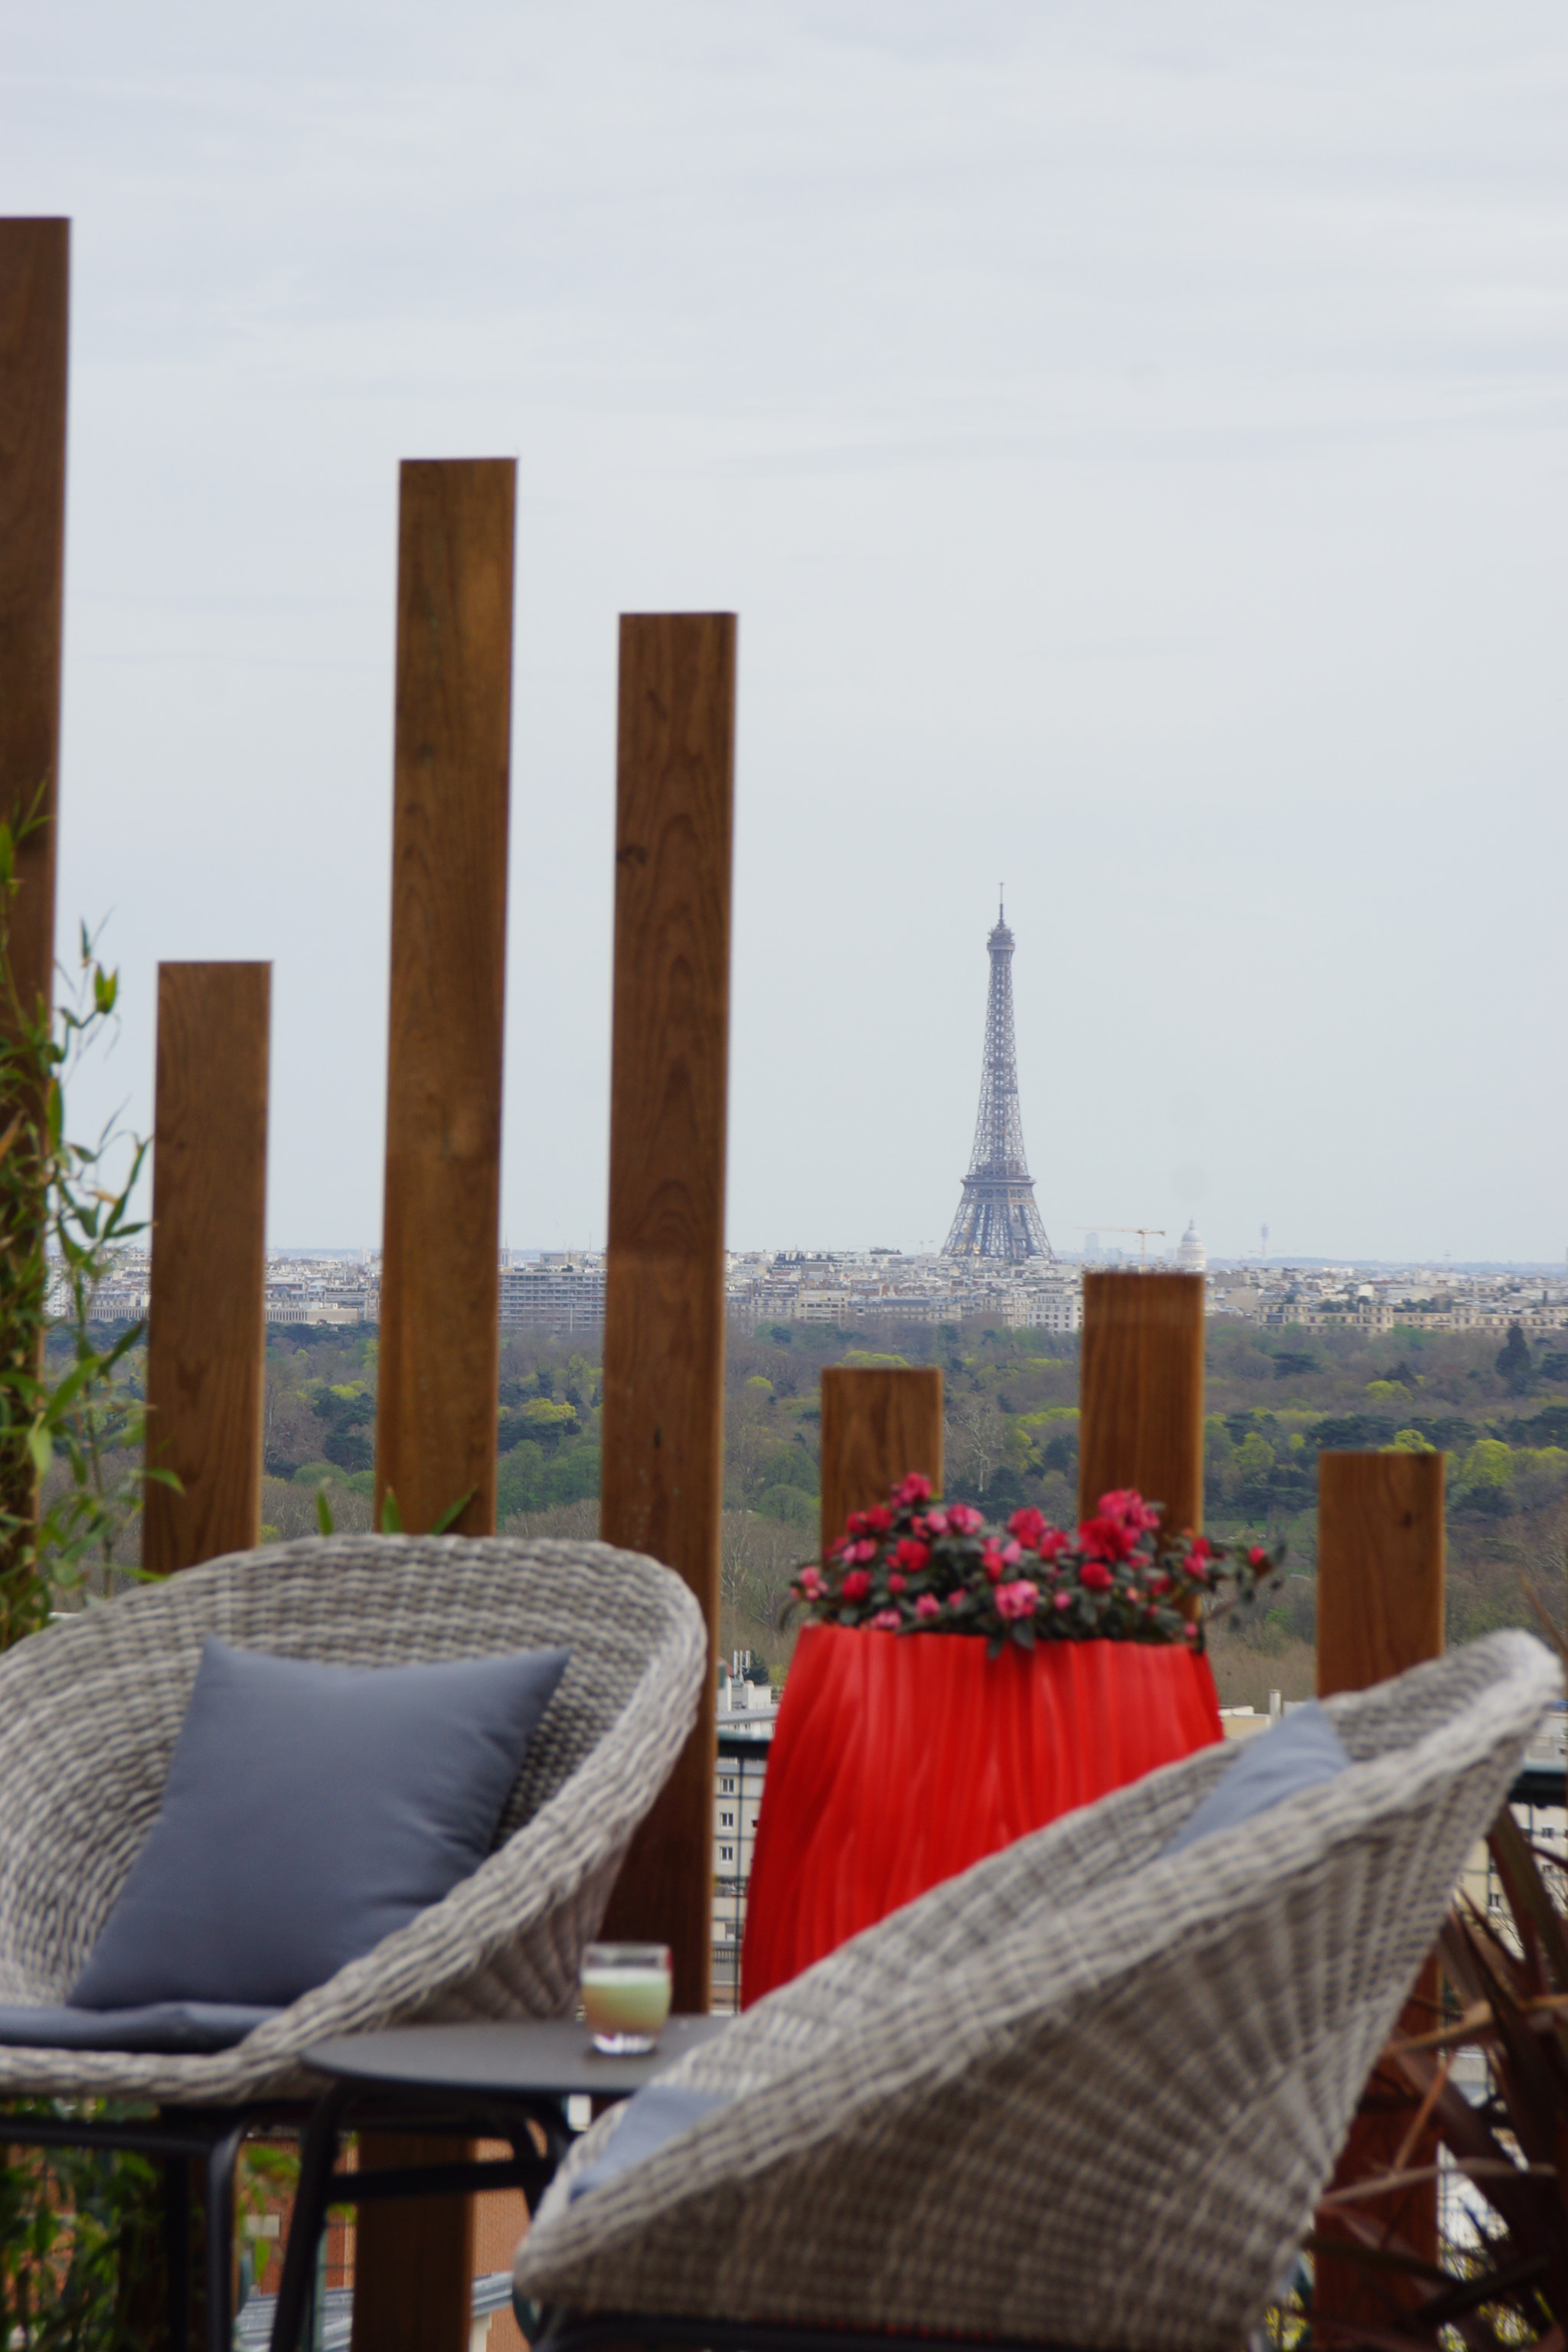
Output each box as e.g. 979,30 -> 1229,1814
70,1635 -> 570,2011
567,2084 -> 731,2201
1163,1700 -> 1351,1858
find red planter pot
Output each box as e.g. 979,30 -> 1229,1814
741,1622 -> 1222,2007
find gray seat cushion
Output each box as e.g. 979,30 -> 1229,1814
0,2003 -> 279,2053
70,1635 -> 570,2011
567,2084 -> 731,2201
1164,1700 -> 1350,1857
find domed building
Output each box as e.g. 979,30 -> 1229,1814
1175,1220 -> 1207,1275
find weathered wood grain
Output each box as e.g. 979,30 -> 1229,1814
1317,1449 -> 1446,1694
356,459 -> 514,2352
374,458 -> 514,1539
1314,1448 -> 1445,2306
0,219 -> 67,1031
143,965 -> 270,1573
597,612 -> 736,2015
1077,1272 -> 1205,1532
0,220 -> 67,1564
819,1367 -> 944,1561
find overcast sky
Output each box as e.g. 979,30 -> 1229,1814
7,3 -> 1566,1262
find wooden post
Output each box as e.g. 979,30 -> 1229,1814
597,612 -> 736,2017
0,219 -> 68,1573
1077,1271 -> 1205,1530
142,965 -> 270,1573
819,1367 -> 943,1560
1317,1451 -> 1446,1694
373,458 -> 514,1539
0,219 -> 67,1028
352,458 -> 514,2352
1314,1449 -> 1446,2307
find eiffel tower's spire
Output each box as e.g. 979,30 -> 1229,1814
942,902 -> 1052,1261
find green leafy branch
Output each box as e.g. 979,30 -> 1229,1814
0,795 -> 174,1650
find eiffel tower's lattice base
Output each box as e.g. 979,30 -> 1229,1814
943,1173 -> 1051,1261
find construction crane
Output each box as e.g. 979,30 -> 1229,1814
1076,1226 -> 1166,1272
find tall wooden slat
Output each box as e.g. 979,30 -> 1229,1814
143,965 -> 270,1573
1314,1449 -> 1446,2308
1077,1271 -> 1205,1530
373,458 -> 514,1538
1317,1450 -> 1446,1694
819,1367 -> 943,1560
597,612 -> 736,2016
354,457 -> 515,2352
0,219 -> 68,1572
0,219 -> 67,1028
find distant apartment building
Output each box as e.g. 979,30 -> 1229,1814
711,1663 -> 778,2011
724,1249 -> 1083,1336
499,1253 -> 606,1334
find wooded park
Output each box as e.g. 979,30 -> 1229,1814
52,1306 -> 1568,1713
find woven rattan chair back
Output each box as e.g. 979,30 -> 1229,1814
0,1534 -> 706,2101
516,1628 -> 1560,2352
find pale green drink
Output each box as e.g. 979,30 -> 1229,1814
581,1943 -> 672,2053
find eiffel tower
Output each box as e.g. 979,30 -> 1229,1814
942,897 -> 1053,1261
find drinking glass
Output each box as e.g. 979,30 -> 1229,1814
580,1942 -> 672,2055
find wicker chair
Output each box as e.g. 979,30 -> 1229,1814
0,1534 -> 705,2352
515,1628 -> 1560,2352
0,1534 -> 707,2103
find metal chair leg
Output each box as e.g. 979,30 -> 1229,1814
204,2123 -> 247,2352
164,2152 -> 191,2352
268,2084 -> 351,2352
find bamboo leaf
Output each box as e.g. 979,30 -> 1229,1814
315,1487 -> 335,1537
430,1488 -> 475,1536
381,1489 -> 403,1534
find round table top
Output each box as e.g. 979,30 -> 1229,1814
305,2014 -> 730,2099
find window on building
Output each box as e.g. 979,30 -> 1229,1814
720,1810 -> 734,1827
720,1845 -> 733,1864
720,1776 -> 735,1793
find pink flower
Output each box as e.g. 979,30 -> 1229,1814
893,1537 -> 931,1573
1247,1544 -> 1269,1570
1037,1527 -> 1070,1560
871,1609 -> 901,1631
1182,1619 -> 1199,1640
864,1505 -> 893,1534
1098,1489 -> 1161,1535
947,1504 -> 985,1536
841,1569 -> 872,1601
947,1591 -> 965,1608
897,1472 -> 933,1506
1147,1572 -> 1171,1596
1054,1589 -> 1073,1609
914,1593 -> 941,1619
1001,1540 -> 1022,1566
1078,1515 -> 1135,1563
995,1579 -> 1040,1620
851,1539 -> 877,1564
925,1508 -> 949,1535
887,1572 -> 906,1593
798,1566 -> 827,1599
1008,1507 -> 1049,1549
981,1544 -> 1006,1585
827,1534 -> 848,1560
1080,1560 -> 1115,1592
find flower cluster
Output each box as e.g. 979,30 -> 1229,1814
791,1477 -> 1282,1656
